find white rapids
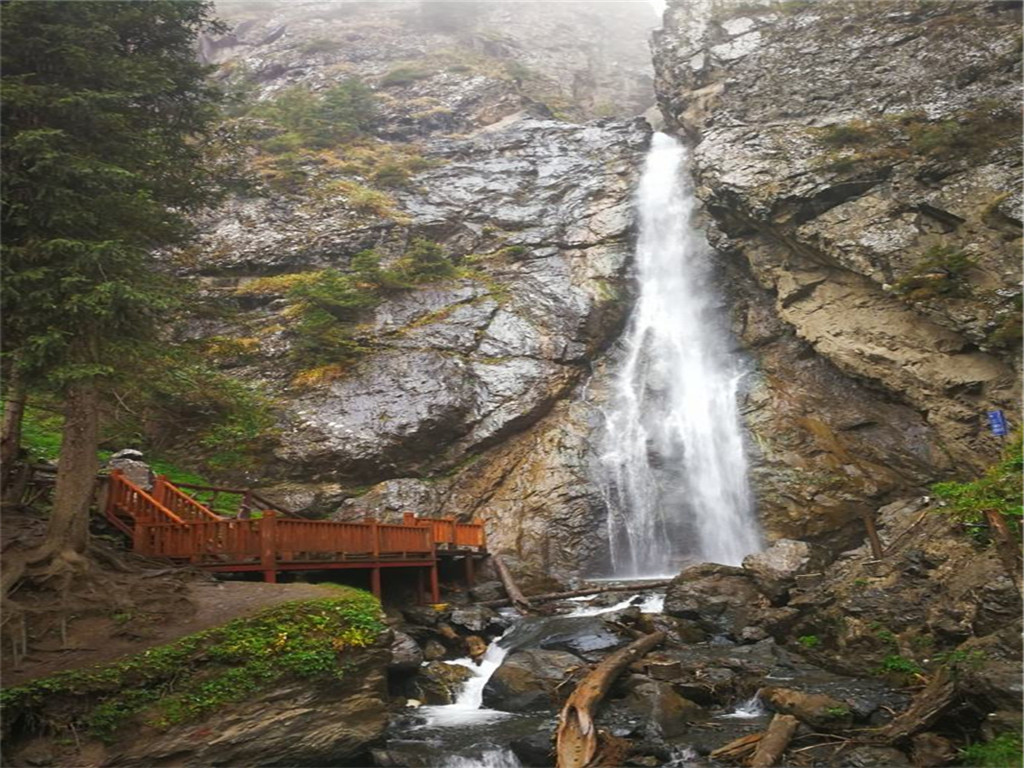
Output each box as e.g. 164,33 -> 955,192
599,131 -> 762,576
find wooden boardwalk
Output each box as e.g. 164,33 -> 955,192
104,471 -> 486,602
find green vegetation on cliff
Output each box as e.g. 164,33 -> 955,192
1,590 -> 385,743
235,238 -> 461,388
933,433 -> 1023,533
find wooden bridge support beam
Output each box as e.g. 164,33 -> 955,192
429,564 -> 440,604
416,568 -> 427,604
464,556 -> 475,588
370,567 -> 382,598
261,511 -> 277,583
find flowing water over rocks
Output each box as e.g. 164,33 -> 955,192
599,132 -> 762,576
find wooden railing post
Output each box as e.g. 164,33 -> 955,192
369,518 -> 380,559
261,511 -> 277,583
403,512 -> 416,525
152,474 -> 167,507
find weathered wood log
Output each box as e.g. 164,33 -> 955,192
492,554 -> 533,614
479,580 -> 672,608
750,714 -> 800,768
881,667 -> 955,743
555,631 -> 665,768
708,733 -> 762,762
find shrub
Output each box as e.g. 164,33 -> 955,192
892,245 -> 977,300
797,635 -> 820,649
816,120 -> 876,146
933,434 -> 1022,534
396,238 -> 456,282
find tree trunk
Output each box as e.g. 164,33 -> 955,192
46,378 -> 101,553
1,366 -> 27,501
556,631 -> 665,768
479,580 -> 672,608
493,554 -> 533,614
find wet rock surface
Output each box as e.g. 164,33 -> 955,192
654,0 -> 1022,545
482,649 -> 582,712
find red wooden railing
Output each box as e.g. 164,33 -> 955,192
106,470 -> 187,535
107,473 -> 485,593
134,513 -> 435,565
151,475 -> 221,523
173,481 -> 311,519
404,513 -> 486,549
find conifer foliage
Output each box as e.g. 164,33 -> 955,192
1,2 -> 223,560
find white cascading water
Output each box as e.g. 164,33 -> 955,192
599,132 -> 762,577
421,635 -> 512,727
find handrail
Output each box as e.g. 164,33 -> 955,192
107,470 -> 187,526
173,482 -> 310,519
153,476 -> 221,522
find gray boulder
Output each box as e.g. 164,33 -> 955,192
742,539 -> 825,603
482,649 -> 582,712
389,631 -> 424,673
664,563 -> 768,637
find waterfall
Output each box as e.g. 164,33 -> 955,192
599,132 -> 761,577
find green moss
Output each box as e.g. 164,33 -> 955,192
797,634 -> 820,649
960,733 -> 1023,768
380,65 -> 434,87
1,590 -> 384,743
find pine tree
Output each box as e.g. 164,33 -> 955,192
1,1 -> 223,575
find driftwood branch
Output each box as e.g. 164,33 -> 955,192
881,667 -> 956,743
709,733 -> 762,762
480,580 -> 672,609
555,631 -> 665,768
492,554 -> 533,614
750,714 -> 800,768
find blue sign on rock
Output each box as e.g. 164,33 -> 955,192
987,409 -> 1008,437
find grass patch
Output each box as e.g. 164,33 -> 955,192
1,591 -> 384,743
960,733 -> 1023,768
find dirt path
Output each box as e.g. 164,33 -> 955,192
5,581 -> 345,687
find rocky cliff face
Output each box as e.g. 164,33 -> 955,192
176,0 -> 1020,579
653,0 -> 1021,547
173,2 -> 658,583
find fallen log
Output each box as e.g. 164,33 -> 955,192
479,580 -> 672,609
555,631 -> 665,768
709,732 -> 762,763
492,554 -> 533,614
881,667 -> 955,743
750,714 -> 800,768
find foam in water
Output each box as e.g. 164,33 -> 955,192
444,747 -> 523,768
420,633 -> 512,727
599,132 -> 762,576
564,592 -> 666,617
719,694 -> 767,719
